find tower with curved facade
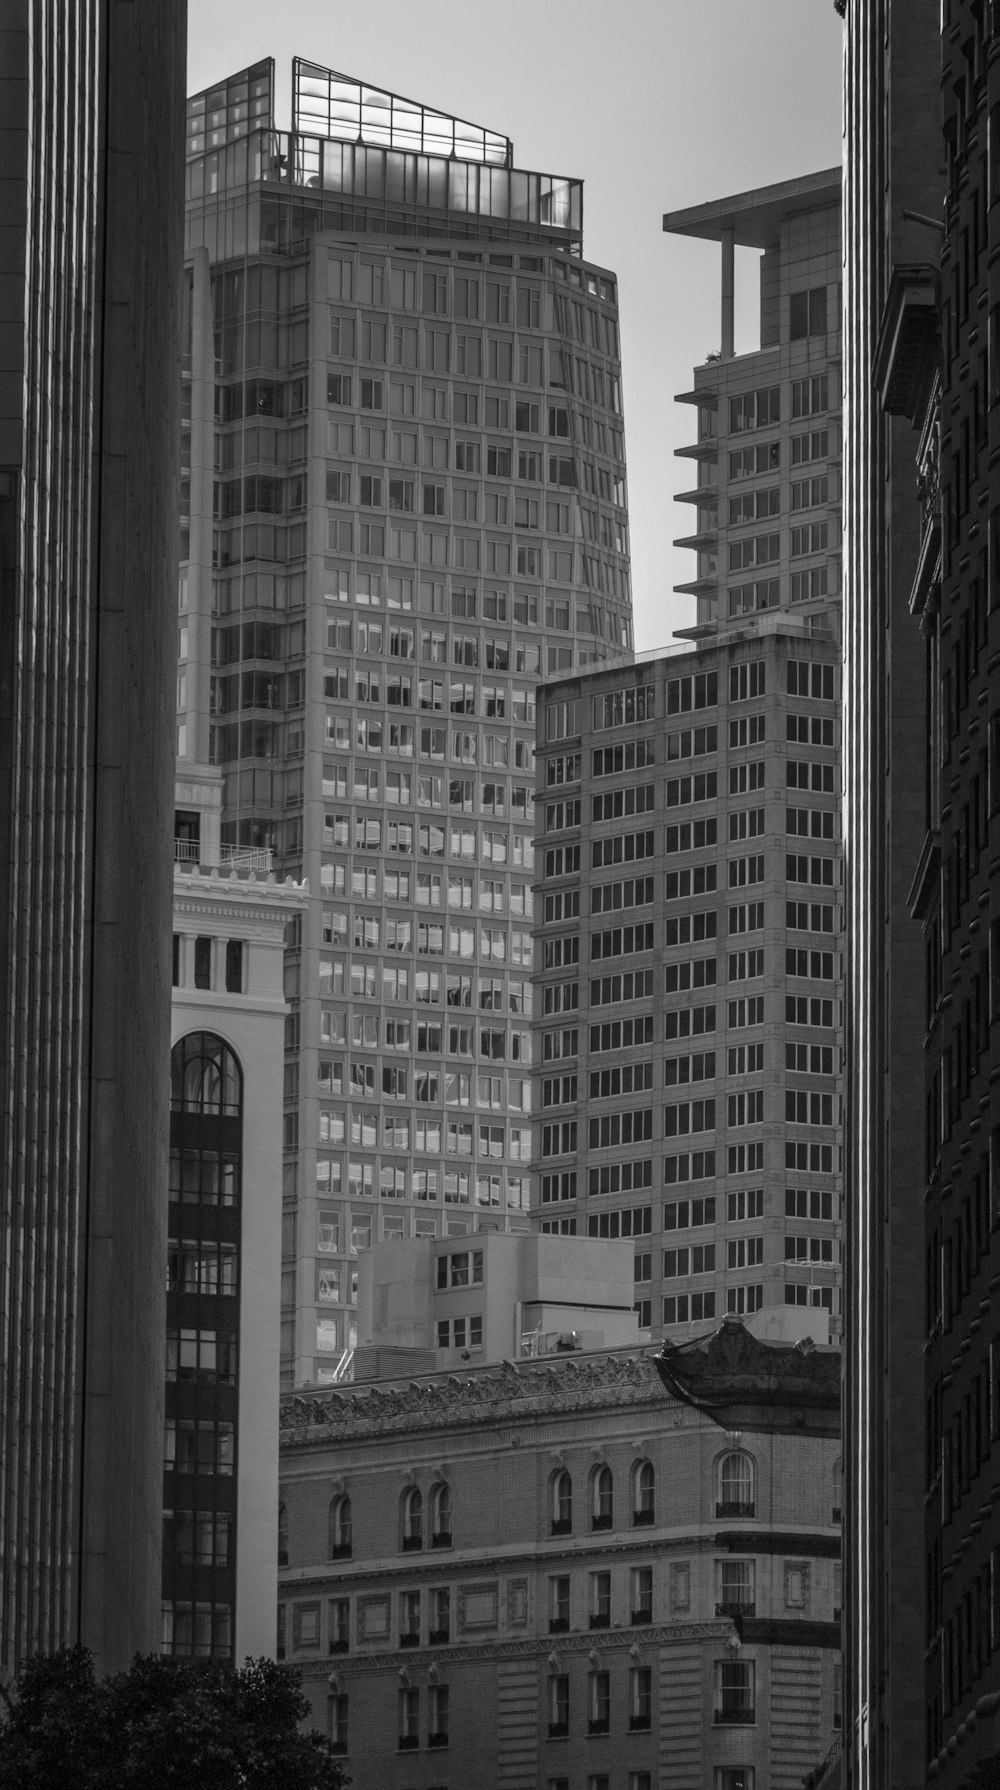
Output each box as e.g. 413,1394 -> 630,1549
178,58 -> 633,1388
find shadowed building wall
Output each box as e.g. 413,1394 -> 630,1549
0,0 -> 186,1672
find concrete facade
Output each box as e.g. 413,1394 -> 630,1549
356,1230 -> 644,1371
168,773 -> 306,1661
533,621 -> 842,1348
279,1324 -> 842,1790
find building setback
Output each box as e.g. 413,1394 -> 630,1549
0,1 -> 185,1671
534,623 -> 842,1345
179,58 -> 634,1392
278,1323 -> 842,1790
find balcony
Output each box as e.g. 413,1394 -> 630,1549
588,1614 -> 610,1630
399,1633 -> 420,1648
548,1618 -> 569,1634
427,1733 -> 449,1750
401,1535 -> 422,1553
591,1514 -> 612,1533
428,1627 -> 450,1645
631,1607 -> 652,1625
715,1705 -> 755,1726
328,1639 -> 349,1655
632,1509 -> 654,1528
588,1718 -> 610,1736
629,1715 -> 651,1732
398,1735 -> 418,1751
431,1531 -> 452,1549
331,1543 -> 352,1561
551,1518 -> 571,1537
716,1501 -> 755,1519
548,1723 -> 569,1740
174,840 -> 274,876
716,1601 -> 756,1619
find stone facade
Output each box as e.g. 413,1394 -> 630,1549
279,1326 -> 842,1790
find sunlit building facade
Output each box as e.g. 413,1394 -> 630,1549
180,59 -> 633,1389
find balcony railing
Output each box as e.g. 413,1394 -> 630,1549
715,1705 -> 755,1726
716,1600 -> 756,1618
174,841 -> 274,875
716,1501 -> 755,1519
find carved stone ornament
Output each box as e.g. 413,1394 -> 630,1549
281,1350 -> 669,1445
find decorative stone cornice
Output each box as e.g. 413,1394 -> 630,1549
295,1618 -> 738,1677
654,1320 -> 840,1436
281,1351 -> 672,1447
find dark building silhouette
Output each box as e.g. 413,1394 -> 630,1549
0,0 -> 186,1672
842,5 -> 1000,1790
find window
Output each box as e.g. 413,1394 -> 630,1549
551,1469 -> 572,1535
790,285 -> 828,338
277,1503 -> 289,1567
431,1482 -> 452,1547
428,1682 -> 449,1748
329,1495 -> 352,1559
430,1586 -> 450,1644
329,1596 -> 349,1654
591,1464 -> 613,1531
715,1660 -> 755,1724
549,1575 -> 570,1634
589,1569 -> 611,1628
629,1666 -> 652,1731
548,1674 -> 569,1738
717,1452 -> 755,1517
398,1687 -> 419,1749
717,1558 -> 756,1616
588,1670 -> 611,1734
400,1588 -> 421,1647
632,1460 -> 654,1525
328,1692 -> 348,1755
401,1486 -> 423,1551
193,936 -> 211,990
630,1565 -> 653,1623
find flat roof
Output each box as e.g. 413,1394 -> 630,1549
663,166 -> 841,249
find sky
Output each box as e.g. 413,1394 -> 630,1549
188,2 -> 844,653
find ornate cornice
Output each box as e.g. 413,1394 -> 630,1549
281,1352 -> 673,1447
654,1320 -> 840,1435
300,1617 -> 738,1677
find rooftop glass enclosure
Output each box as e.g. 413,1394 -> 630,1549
292,59 -> 512,167
186,60 -> 582,257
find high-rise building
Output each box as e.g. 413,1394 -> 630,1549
531,175 -> 845,1344
0,2 -> 185,1673
664,170 -> 842,635
180,58 -> 633,1391
167,771 -> 306,1661
840,6 -> 942,1787
844,6 -> 1000,1789
535,621 -> 842,1345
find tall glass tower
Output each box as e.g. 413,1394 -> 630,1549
180,59 -> 633,1389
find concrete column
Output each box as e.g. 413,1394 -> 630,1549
720,228 -> 735,361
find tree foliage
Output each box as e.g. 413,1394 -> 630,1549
0,1647 -> 349,1790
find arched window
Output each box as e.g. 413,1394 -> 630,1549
832,1457 -> 843,1525
329,1494 -> 352,1559
551,1469 -> 572,1535
278,1502 -> 289,1567
717,1451 -> 755,1517
401,1485 -> 423,1551
171,1030 -> 242,1115
632,1459 -> 654,1526
591,1464 -> 613,1531
431,1482 -> 452,1548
